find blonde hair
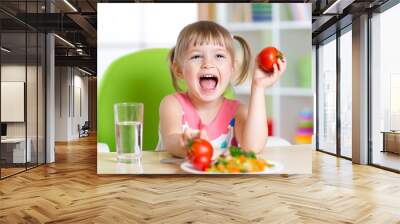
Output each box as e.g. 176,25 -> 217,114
168,20 -> 251,91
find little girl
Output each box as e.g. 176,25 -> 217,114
158,21 -> 286,158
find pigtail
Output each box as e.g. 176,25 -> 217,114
232,35 -> 251,85
167,46 -> 181,91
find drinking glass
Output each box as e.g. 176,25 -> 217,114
114,103 -> 143,163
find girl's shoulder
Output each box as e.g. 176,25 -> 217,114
160,93 -> 180,110
161,92 -> 186,104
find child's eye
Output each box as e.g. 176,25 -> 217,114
216,54 -> 226,59
190,55 -> 201,60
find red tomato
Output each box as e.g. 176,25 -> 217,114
187,138 -> 213,170
192,155 -> 212,171
257,47 -> 283,73
187,138 -> 213,161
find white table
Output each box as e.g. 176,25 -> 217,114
1,138 -> 32,163
97,145 -> 313,175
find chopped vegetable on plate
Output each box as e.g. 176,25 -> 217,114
205,147 -> 274,173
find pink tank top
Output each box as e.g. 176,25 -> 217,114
174,92 -> 240,149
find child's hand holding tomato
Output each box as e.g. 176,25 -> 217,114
186,138 -> 213,171
180,128 -> 213,171
180,128 -> 209,149
252,47 -> 287,89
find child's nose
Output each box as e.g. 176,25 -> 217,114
201,57 -> 215,69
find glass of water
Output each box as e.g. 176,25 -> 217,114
114,103 -> 143,163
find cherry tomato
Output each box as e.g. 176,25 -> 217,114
257,47 -> 284,73
187,138 -> 213,162
192,155 -> 212,171
187,138 -> 213,171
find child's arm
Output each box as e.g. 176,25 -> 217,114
235,59 -> 286,153
159,95 -> 208,158
159,95 -> 187,158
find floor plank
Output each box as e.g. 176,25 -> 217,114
0,134 -> 399,223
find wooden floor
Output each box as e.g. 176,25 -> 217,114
1,167 -> 25,178
1,135 -> 400,223
1,163 -> 45,178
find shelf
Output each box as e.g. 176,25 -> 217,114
216,3 -> 314,142
233,86 -> 313,97
279,21 -> 311,30
224,21 -> 311,32
225,22 -> 274,32
280,87 -> 314,96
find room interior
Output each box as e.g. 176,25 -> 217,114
0,0 -> 399,222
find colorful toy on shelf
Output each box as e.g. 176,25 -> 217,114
252,3 -> 272,22
294,109 -> 313,144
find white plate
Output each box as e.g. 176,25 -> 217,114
180,160 -> 284,174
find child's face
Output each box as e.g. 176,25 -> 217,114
178,42 -> 234,102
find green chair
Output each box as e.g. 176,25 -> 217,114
98,48 -> 235,151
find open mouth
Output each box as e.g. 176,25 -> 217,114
199,74 -> 218,90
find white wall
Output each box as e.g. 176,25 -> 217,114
72,73 -> 89,138
55,67 -> 69,141
74,74 -> 89,120
1,65 -> 33,138
1,82 -> 25,122
1,66 -> 25,127
1,64 -> 46,163
1,65 -> 26,81
54,67 -> 89,141
97,3 -> 198,85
